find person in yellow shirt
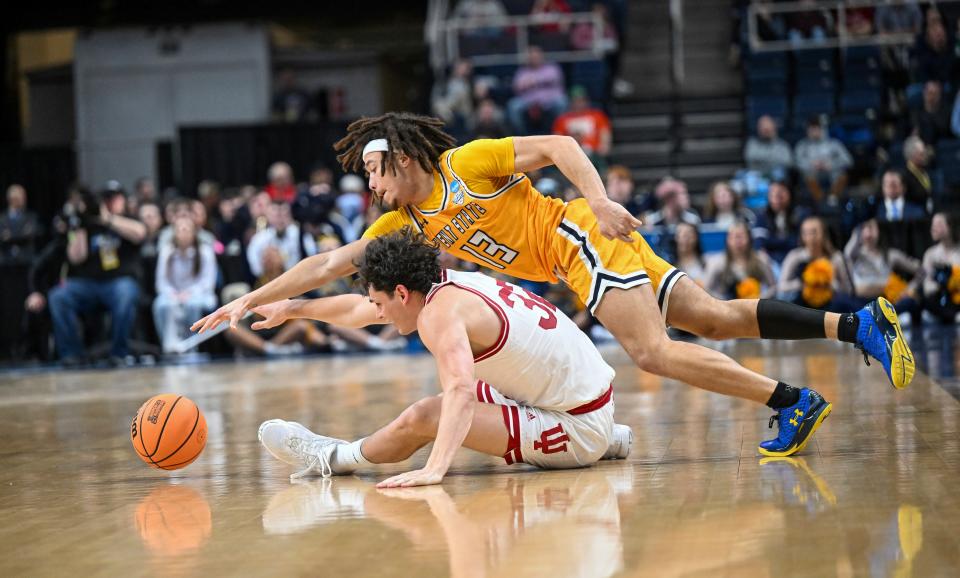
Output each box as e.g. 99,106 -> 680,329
194,112 -> 913,458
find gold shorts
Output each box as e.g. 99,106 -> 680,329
552,199 -> 686,317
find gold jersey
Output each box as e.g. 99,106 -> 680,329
362,137 -> 567,283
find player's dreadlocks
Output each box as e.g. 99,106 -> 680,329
334,112 -> 457,177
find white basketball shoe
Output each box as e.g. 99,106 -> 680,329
258,419 -> 347,480
602,424 -> 633,460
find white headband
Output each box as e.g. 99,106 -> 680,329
362,138 -> 389,157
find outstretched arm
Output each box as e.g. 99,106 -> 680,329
377,306 -> 476,488
250,294 -> 384,330
192,237 -> 371,333
513,134 -> 641,242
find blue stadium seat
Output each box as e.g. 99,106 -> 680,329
842,46 -> 881,69
747,52 -> 788,70
794,69 -> 836,93
747,95 -> 789,119
748,78 -> 789,96
793,92 -> 835,117
794,48 -> 835,70
937,139 -> 960,187
843,69 -> 883,91
840,90 -> 882,113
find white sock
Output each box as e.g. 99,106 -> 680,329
330,438 -> 371,473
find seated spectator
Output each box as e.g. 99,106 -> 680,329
552,85 -> 612,168
673,222 -> 706,286
644,177 -> 701,229
197,180 -> 221,228
472,98 -> 509,140
531,0 -> 572,34
153,218 -> 218,354
705,221 -> 777,300
137,202 -> 165,298
778,216 -> 843,310
507,46 -> 568,135
134,177 -> 158,205
835,218 -> 920,310
845,7 -> 874,37
293,169 -> 343,241
743,115 -> 793,182
795,116 -> 853,204
45,186 -> 147,364
875,1 -> 922,35
912,17 -> 953,85
914,212 -> 960,323
272,68 -> 313,123
246,201 -> 317,278
243,190 -> 273,243
901,137 -> 933,210
336,174 -> 368,242
753,181 -> 810,264
786,0 -> 833,41
876,169 -> 926,223
432,59 -> 474,142
569,3 -> 620,70
605,165 -> 651,218
0,184 -> 42,265
265,162 -> 297,203
702,180 -> 756,229
158,198 -> 215,249
912,80 -> 951,145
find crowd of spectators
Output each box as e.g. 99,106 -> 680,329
432,0 -> 620,170
0,165 -> 408,367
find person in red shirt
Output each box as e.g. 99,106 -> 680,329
552,85 -> 612,165
264,161 -> 297,203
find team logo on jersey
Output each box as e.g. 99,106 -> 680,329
450,179 -> 465,205
526,409 -> 537,421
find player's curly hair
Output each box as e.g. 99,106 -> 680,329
334,112 -> 457,177
356,226 -> 442,296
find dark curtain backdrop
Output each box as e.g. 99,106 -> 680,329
178,122 -> 351,195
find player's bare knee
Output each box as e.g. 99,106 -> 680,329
625,339 -> 669,375
396,397 -> 441,438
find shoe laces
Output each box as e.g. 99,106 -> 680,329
855,342 -> 871,366
768,413 -> 781,429
286,437 -> 334,480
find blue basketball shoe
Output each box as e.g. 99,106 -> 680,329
855,297 -> 915,389
758,388 -> 833,457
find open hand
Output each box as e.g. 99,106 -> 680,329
251,301 -> 291,330
376,467 -> 445,489
191,295 -> 252,334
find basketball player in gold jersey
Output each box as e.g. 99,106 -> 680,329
194,112 -> 913,457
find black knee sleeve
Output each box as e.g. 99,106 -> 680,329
757,299 -> 827,340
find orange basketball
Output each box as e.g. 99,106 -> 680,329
131,394 -> 207,470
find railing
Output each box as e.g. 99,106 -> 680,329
746,0 -> 960,52
439,11 -> 606,68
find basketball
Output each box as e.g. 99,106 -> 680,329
131,394 -> 207,470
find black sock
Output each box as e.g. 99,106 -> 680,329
757,300 -> 827,340
766,382 -> 801,409
836,312 -> 860,344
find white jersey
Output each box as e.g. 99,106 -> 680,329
425,269 -> 615,412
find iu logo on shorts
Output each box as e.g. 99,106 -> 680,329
534,424 -> 570,454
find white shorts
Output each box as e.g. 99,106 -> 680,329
474,380 -> 615,469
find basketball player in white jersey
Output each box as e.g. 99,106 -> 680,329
256,227 -> 633,487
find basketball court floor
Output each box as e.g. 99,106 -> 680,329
1,332 -> 959,577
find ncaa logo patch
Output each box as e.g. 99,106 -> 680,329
450,179 -> 465,205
